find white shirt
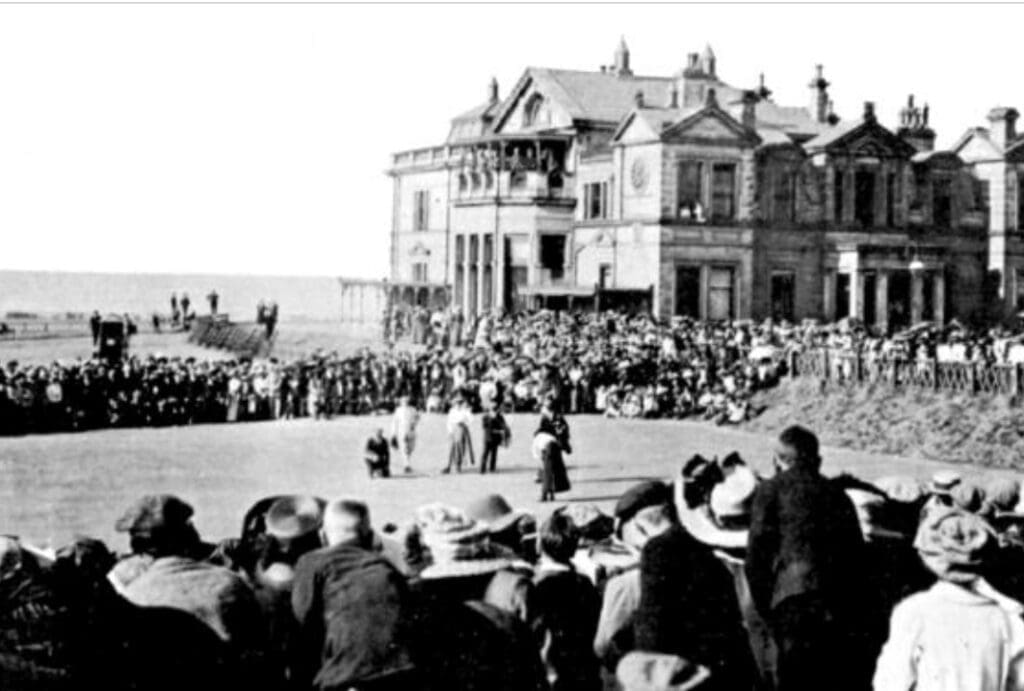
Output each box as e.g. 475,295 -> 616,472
446,405 -> 472,435
391,404 -> 419,438
873,578 -> 1024,691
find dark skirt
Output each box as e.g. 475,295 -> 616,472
448,422 -> 475,470
541,443 -> 571,494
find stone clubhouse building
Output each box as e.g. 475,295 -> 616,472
384,39 -> 1024,331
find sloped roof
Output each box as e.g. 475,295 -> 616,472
803,119 -> 862,150
513,67 -> 674,124
452,100 -> 501,123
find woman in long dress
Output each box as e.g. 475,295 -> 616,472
443,397 -> 475,473
533,428 -> 570,502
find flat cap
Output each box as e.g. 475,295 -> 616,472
615,481 -> 671,525
114,494 -> 194,534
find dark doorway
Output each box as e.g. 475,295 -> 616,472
889,270 -> 911,331
539,235 -> 566,281
855,170 -> 876,228
863,272 -> 877,326
675,266 -> 701,318
836,273 -> 850,319
598,264 -> 612,290
770,272 -> 795,321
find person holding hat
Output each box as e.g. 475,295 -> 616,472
745,426 -> 865,691
291,499 -> 417,690
873,508 -> 1024,691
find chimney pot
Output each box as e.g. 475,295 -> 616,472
705,88 -> 717,108
635,90 -> 645,108
670,86 -> 679,109
864,101 -> 876,121
988,106 -> 1020,150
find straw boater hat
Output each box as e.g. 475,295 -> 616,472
265,495 -> 325,543
414,503 -> 517,580
927,470 -> 963,496
914,506 -> 996,584
616,652 -> 712,691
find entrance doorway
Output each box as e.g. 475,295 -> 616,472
862,272 -> 877,326
675,266 -> 701,318
888,270 -> 911,331
836,273 -> 850,319
770,272 -> 795,321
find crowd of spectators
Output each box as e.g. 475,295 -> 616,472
8,308 -> 1024,437
5,425 -> 1024,690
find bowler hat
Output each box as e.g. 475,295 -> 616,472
115,494 -> 194,534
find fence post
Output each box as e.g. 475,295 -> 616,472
855,352 -> 863,383
931,359 -> 939,391
788,349 -> 798,378
969,363 -> 978,395
1014,364 -> 1023,399
821,349 -> 829,383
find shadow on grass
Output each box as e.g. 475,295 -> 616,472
574,476 -> 662,485
563,495 -> 623,503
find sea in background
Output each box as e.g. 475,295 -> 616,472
0,270 -> 346,321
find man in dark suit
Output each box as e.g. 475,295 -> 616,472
745,425 -> 865,691
291,500 -> 417,690
632,489 -> 754,691
479,407 -> 510,474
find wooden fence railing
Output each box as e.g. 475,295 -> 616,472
189,317 -> 273,359
788,348 -> 1024,398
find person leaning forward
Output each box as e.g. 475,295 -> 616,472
291,500 -> 417,691
745,426 -> 866,691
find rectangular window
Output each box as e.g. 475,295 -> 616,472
540,235 -> 566,281
772,171 -> 796,223
708,267 -> 735,320
711,164 -> 736,222
1016,270 -> 1024,312
770,272 -> 796,321
413,190 -> 430,231
1018,176 -> 1024,232
854,170 -> 875,228
455,235 -> 465,263
584,181 -> 607,220
933,177 -> 952,229
598,263 -> 612,289
886,173 -> 896,227
834,169 -> 845,224
412,262 -> 428,283
483,235 -> 493,264
678,161 -> 704,220
469,235 -> 479,263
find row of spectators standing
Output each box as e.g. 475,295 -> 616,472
6,425 -> 1024,690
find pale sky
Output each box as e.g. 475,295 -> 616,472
0,4 -> 1021,279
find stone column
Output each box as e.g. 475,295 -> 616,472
462,246 -> 472,315
910,270 -> 925,324
875,271 -> 890,334
494,234 -> 506,311
477,234 -> 487,313
932,271 -> 946,324
849,270 -> 864,320
823,271 -> 836,322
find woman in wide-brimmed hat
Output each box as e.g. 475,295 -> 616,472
874,507 -> 1024,691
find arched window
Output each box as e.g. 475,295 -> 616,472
523,94 -> 544,128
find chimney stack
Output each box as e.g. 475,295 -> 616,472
741,90 -> 758,130
705,88 -> 718,108
897,94 -> 936,152
988,107 -> 1020,151
635,90 -> 645,108
488,77 -> 499,104
669,85 -> 679,109
809,64 -> 830,124
863,101 -> 876,123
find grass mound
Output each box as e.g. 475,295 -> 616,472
746,379 -> 1024,469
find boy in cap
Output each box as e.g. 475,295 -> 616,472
874,508 -> 1024,691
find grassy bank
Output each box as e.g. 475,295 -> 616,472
746,378 -> 1024,469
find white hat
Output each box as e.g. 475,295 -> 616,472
710,466 -> 758,520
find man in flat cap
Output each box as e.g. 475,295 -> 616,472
594,480 -> 672,670
109,494 -> 267,674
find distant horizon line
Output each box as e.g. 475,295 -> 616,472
0,267 -> 387,282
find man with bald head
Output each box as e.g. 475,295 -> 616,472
291,500 -> 417,690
